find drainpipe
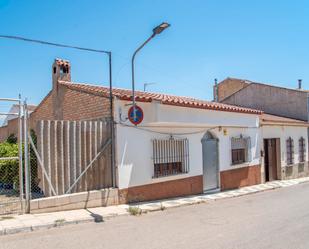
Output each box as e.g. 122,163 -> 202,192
214,78 -> 218,102
298,79 -> 302,90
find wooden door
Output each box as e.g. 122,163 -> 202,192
266,139 -> 278,181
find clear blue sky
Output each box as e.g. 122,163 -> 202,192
0,0 -> 309,109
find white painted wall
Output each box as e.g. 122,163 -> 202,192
262,126 -> 308,167
114,99 -> 260,189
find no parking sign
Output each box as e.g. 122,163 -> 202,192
128,105 -> 144,125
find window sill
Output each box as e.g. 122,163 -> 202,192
227,162 -> 251,170
286,163 -> 295,167
152,172 -> 190,182
153,171 -> 189,179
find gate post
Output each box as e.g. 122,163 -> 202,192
18,94 -> 25,213
23,101 -> 31,213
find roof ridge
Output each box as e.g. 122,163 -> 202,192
58,80 -> 263,115
59,80 -> 203,101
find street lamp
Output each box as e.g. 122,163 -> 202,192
131,22 -> 170,121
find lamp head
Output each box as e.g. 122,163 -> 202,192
153,22 -> 170,35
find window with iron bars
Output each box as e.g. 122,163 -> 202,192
286,137 -> 294,165
152,138 -> 189,178
299,137 -> 306,163
231,136 -> 251,165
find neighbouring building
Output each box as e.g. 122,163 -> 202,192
215,77 -> 309,121
2,104 -> 36,126
215,77 -> 309,182
0,104 -> 36,141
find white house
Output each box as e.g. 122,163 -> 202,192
16,59 -> 309,206
260,114 -> 309,182
113,92 -> 263,202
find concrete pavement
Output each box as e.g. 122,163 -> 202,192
2,180 -> 309,249
0,176 -> 309,236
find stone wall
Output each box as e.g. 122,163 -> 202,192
281,162 -> 309,180
30,188 -> 119,214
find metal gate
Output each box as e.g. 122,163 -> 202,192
28,119 -> 113,205
0,96 -> 25,215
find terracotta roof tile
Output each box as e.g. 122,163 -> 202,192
261,113 -> 309,126
58,80 -> 263,115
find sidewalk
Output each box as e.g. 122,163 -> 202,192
1,177 -> 309,236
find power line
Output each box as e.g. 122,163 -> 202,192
0,35 -> 110,54
117,121 -> 259,136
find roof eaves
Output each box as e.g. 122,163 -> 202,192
58,80 -> 263,115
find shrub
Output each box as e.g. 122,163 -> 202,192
128,206 -> 142,216
0,142 -> 19,190
6,134 -> 17,144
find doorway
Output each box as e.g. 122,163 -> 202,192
201,131 -> 219,192
264,138 -> 280,181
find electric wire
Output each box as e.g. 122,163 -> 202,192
116,121 -> 258,136
0,35 -> 110,54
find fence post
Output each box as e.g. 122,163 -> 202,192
18,94 -> 25,213
23,100 -> 30,213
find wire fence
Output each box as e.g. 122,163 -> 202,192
0,96 -> 24,215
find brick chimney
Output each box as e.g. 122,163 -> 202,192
52,58 -> 71,90
51,58 -> 71,119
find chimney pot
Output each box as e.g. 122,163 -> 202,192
52,58 -> 71,91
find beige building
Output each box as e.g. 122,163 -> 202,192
215,77 -> 309,121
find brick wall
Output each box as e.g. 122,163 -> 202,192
30,85 -> 111,128
0,125 -> 9,142
119,175 -> 203,203
29,92 -> 54,130
220,165 -> 261,190
60,85 -> 111,120
1,83 -> 112,142
216,78 -> 249,102
0,117 -> 20,142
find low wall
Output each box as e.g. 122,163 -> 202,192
119,175 -> 203,203
281,162 -> 309,180
30,188 -> 119,214
220,165 -> 261,190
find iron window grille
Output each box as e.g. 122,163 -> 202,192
286,137 -> 294,165
152,138 -> 189,178
299,137 -> 306,163
231,136 -> 251,165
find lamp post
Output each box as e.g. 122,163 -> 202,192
131,22 -> 170,121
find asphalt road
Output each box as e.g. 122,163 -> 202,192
1,182 -> 309,249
